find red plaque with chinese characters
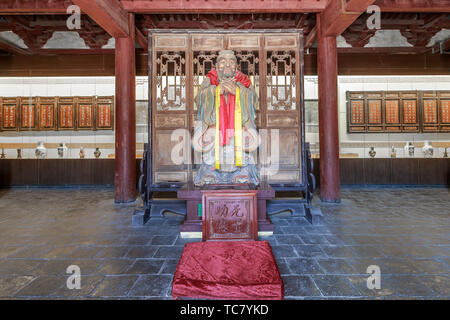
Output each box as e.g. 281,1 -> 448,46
1,97 -> 18,131
402,100 -> 417,124
58,97 -> 76,130
77,97 -> 95,130
95,96 -> 114,130
202,187 -> 258,241
440,99 -> 450,124
423,99 -> 438,124
19,98 -> 37,130
385,100 -> 400,124
368,100 -> 382,124
350,100 -> 364,124
38,97 -> 56,130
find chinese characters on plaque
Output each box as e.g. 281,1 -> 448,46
1,98 -> 18,131
202,189 -> 258,241
0,96 -> 114,131
350,100 -> 364,124
347,91 -> 449,133
402,100 -> 417,124
38,98 -> 57,130
385,100 -> 399,124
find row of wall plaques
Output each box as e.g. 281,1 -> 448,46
0,96 -> 114,131
347,91 -> 450,133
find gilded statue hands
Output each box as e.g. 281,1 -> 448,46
219,78 -> 236,95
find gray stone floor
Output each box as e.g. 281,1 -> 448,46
0,187 -> 449,300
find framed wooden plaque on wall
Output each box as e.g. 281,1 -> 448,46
95,96 -> 114,130
439,92 -> 450,132
57,97 -> 76,130
77,96 -> 95,130
1,97 -> 19,131
38,97 -> 57,130
400,92 -> 420,132
19,97 -> 38,131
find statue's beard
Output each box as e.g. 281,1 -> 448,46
218,67 -> 235,80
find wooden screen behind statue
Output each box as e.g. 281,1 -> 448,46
149,31 -> 305,188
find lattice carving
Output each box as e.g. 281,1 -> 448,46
156,51 -> 186,111
267,51 -> 296,111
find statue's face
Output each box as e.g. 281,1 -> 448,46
216,53 -> 237,79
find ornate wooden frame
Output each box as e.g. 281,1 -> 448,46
19,97 -> 38,131
57,97 -> 77,130
95,96 -> 115,130
0,97 -> 19,131
76,96 -> 96,130
38,97 -> 57,131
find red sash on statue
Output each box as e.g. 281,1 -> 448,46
207,69 -> 251,146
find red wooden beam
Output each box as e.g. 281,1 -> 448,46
0,37 -> 30,55
135,27 -> 148,50
70,0 -> 129,37
0,0 -> 69,14
322,0 -> 376,37
375,0 -> 450,12
120,0 -> 328,13
304,25 -> 317,49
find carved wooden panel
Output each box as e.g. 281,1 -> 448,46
155,114 -> 187,128
19,97 -> 37,131
38,97 -> 57,130
265,34 -> 297,49
266,113 -> 298,127
228,34 -> 260,49
155,130 -> 188,170
192,35 -> 225,50
57,97 -> 76,130
154,34 -> 188,50
156,52 -> 186,111
202,189 -> 258,241
267,51 -> 296,111
1,97 -> 19,131
77,97 -> 95,130
401,92 -> 419,132
95,96 -> 114,130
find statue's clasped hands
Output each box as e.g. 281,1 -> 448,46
219,77 -> 237,95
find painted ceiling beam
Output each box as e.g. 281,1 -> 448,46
120,0 -> 328,13
71,0 -> 129,38
321,0 -> 377,37
375,0 -> 450,12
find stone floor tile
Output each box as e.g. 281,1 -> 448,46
312,275 -> 361,297
14,276 -> 65,297
281,275 -> 322,297
125,259 -> 164,275
89,276 -> 139,297
128,275 -> 172,297
0,276 -> 35,297
153,246 -> 184,259
316,258 -> 357,275
286,258 -> 325,275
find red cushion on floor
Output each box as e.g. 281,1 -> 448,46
172,240 -> 284,300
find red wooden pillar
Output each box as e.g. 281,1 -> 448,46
317,14 -> 341,202
114,13 -> 136,203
